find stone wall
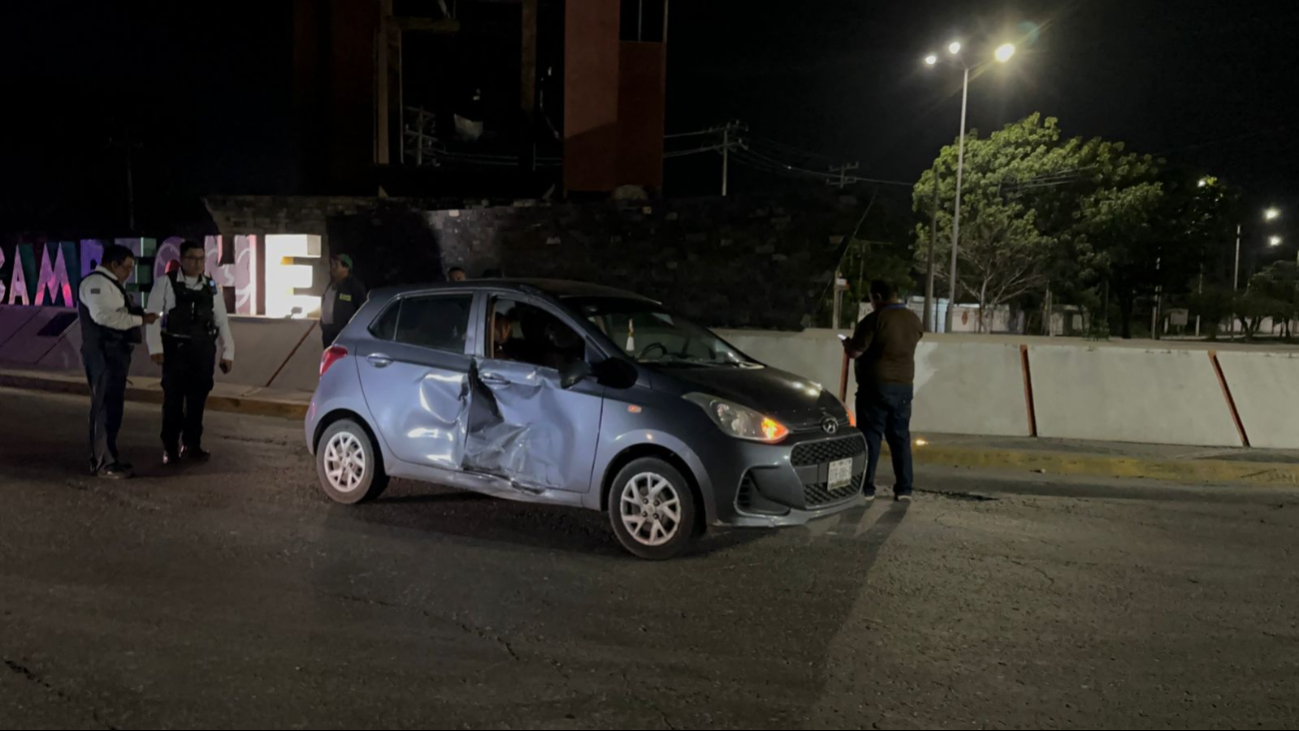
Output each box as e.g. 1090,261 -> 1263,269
204,193 -> 863,330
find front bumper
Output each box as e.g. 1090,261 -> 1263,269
702,430 -> 869,528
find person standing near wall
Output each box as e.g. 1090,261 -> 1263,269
321,254 -> 367,348
146,240 -> 235,465
448,266 -> 467,282
843,280 -> 923,501
77,244 -> 160,479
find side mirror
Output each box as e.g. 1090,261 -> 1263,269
592,357 -> 639,390
560,360 -> 594,389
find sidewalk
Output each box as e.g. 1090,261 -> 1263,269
909,433 -> 1299,487
3,366 -> 1298,487
0,367 -> 310,420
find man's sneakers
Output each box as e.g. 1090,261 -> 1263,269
96,463 -> 133,480
165,446 -> 212,465
895,493 -> 913,503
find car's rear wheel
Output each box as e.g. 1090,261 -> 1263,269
607,458 -> 698,560
317,419 -> 389,504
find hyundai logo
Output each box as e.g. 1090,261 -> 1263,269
821,418 -> 839,435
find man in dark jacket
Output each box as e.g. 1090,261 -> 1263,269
843,280 -> 924,501
321,254 -> 367,348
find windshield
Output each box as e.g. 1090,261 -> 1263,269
565,297 -> 756,367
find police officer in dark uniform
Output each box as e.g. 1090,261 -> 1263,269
321,253 -> 367,348
77,244 -> 159,479
145,240 -> 235,465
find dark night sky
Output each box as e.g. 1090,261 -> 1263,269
2,0 -> 1296,239
666,0 -> 1299,206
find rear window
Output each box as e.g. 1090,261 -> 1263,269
369,302 -> 401,341
393,294 -> 473,353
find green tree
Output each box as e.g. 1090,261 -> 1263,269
1244,262 -> 1299,339
916,114 -> 1241,339
913,115 -> 1062,332
1189,285 -> 1235,340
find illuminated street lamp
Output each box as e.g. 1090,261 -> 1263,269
1270,235 -> 1284,247
923,39 -> 1019,333
1265,207 -> 1281,222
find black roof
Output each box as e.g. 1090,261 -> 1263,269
369,279 -> 658,304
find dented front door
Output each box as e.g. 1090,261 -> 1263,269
463,354 -> 605,494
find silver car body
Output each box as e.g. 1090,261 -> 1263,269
305,280 -> 868,528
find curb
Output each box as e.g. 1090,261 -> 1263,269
911,445 -> 1299,487
0,372 -> 308,421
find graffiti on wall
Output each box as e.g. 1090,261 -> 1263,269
0,234 -> 322,317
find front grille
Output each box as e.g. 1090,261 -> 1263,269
791,435 -> 866,467
804,472 -> 866,507
794,434 -> 867,507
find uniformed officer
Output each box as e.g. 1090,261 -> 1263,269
78,244 -> 159,479
145,240 -> 235,465
321,253 -> 367,348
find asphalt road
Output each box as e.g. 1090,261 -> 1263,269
1,387 -> 1297,730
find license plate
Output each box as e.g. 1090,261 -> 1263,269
828,458 -> 853,490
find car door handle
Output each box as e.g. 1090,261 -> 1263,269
479,373 -> 509,386
367,354 -> 394,368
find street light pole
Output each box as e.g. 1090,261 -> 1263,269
1232,223 -> 1242,340
924,170 -> 939,331
944,65 -> 970,334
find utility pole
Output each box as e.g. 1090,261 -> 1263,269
721,122 -> 731,197
923,171 -> 939,331
107,124 -> 142,232
944,65 -> 971,334
827,162 -> 859,190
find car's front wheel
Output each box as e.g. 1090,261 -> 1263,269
316,419 -> 389,504
608,458 -> 699,560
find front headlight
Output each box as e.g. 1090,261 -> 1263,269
684,393 -> 790,443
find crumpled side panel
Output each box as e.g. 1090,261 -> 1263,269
394,370 -> 470,470
461,362 -> 566,491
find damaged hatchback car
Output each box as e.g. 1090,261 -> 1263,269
306,280 -> 868,559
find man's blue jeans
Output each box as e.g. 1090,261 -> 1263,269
856,383 -> 914,496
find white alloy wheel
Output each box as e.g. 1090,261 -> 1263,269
324,431 -> 367,493
315,418 -> 388,504
619,472 -> 684,547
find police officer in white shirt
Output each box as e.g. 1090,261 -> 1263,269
145,240 -> 235,465
77,244 -> 160,479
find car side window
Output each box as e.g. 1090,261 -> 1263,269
369,301 -> 401,341
394,294 -> 473,353
488,298 -> 586,370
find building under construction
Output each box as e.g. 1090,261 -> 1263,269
292,0 -> 669,198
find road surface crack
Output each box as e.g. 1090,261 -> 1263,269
1006,558 -> 1057,588
449,619 -> 520,662
4,658 -> 118,730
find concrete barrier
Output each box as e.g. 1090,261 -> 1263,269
912,341 -> 1030,437
0,308 -> 78,365
268,320 -> 322,393
718,328 -> 850,396
1216,352 -> 1299,449
1029,345 -> 1242,447
720,330 -> 1032,438
3,303 -> 1290,450
213,318 -> 316,389
0,307 -> 40,350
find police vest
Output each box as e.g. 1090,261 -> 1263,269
163,272 -> 219,341
77,271 -> 142,351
